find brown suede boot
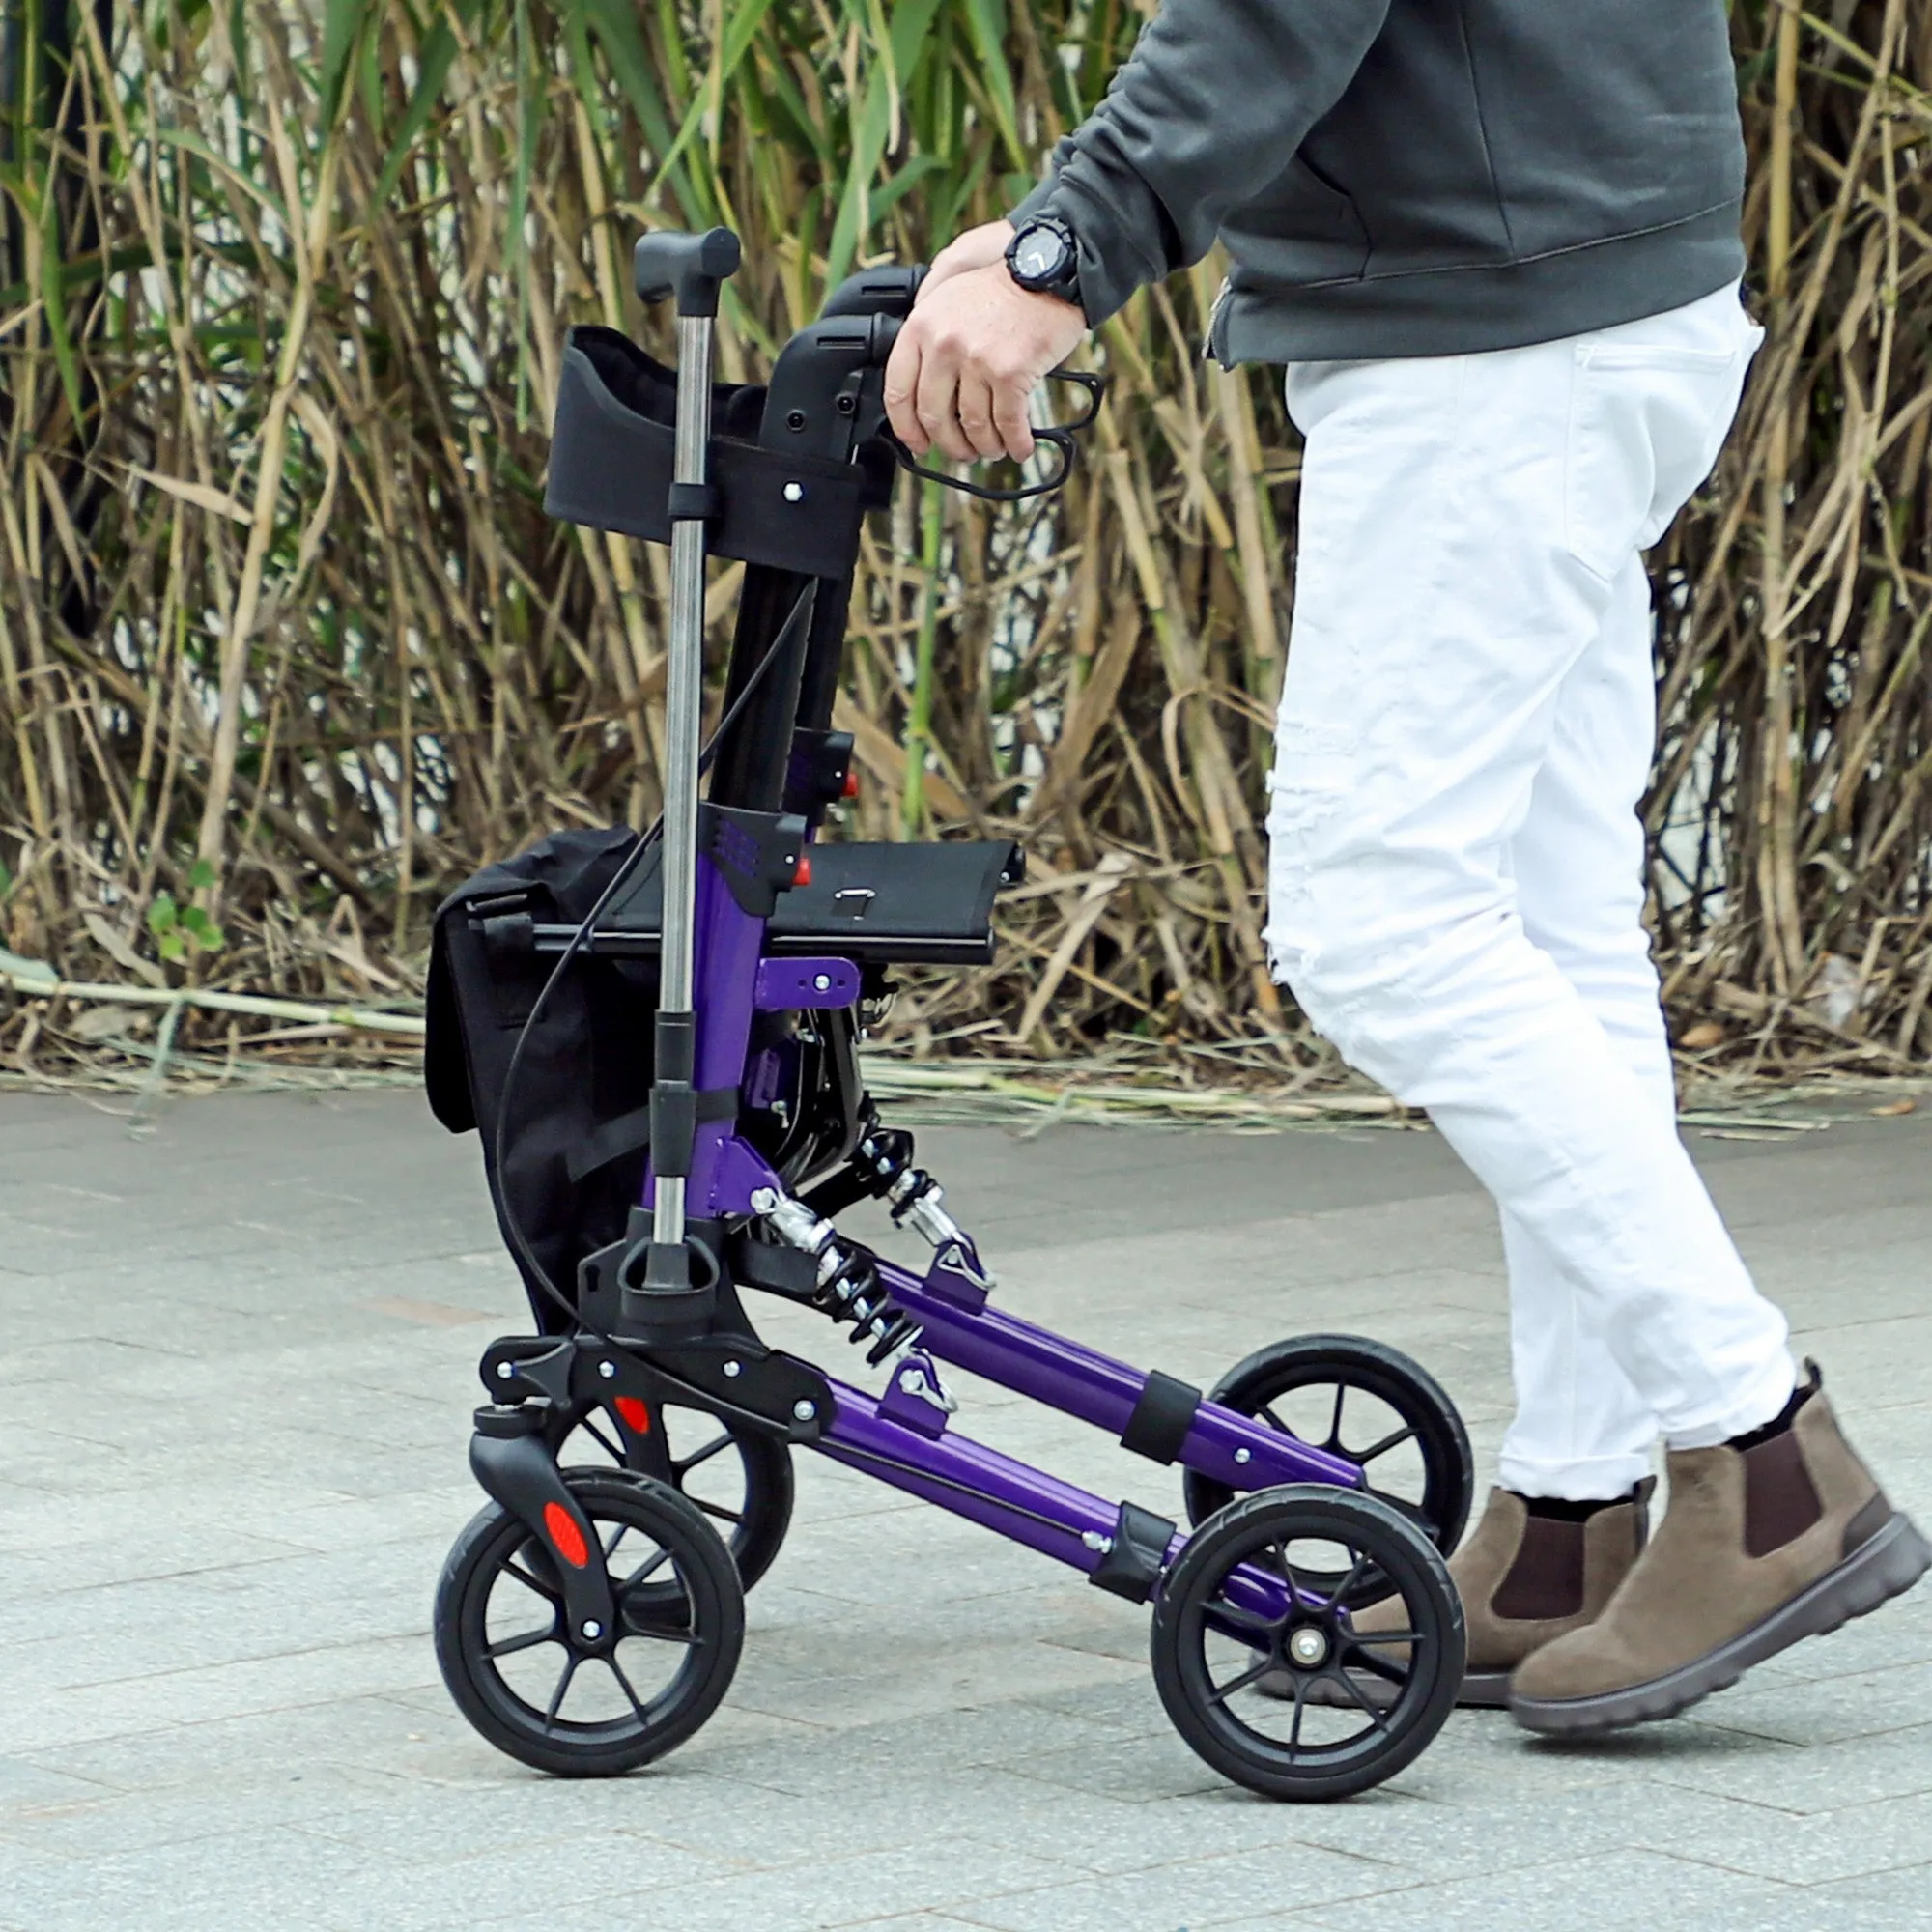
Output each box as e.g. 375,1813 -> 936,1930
1277,1479 -> 1651,1709
1511,1365 -> 1931,1736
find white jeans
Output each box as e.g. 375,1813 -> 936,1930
1264,283 -> 1797,1500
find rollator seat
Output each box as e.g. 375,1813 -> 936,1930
556,838 -> 1024,967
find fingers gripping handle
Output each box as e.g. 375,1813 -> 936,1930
634,227 -> 742,318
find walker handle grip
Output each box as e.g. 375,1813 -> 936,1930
633,228 -> 742,318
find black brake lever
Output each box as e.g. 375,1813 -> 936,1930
882,368 -> 1109,503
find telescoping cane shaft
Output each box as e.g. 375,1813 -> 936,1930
654,299 -> 717,1251
632,229 -> 741,1287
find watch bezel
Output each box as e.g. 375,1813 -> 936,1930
1005,216 -> 1081,302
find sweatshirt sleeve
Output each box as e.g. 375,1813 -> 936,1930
1009,0 -> 1393,327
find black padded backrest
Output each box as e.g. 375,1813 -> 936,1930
545,327 -> 865,577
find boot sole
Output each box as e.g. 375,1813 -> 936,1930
1509,1511 -> 1932,1738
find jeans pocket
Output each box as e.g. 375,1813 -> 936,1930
1563,338 -> 1751,582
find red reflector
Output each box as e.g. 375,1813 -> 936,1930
543,1500 -> 589,1569
794,852 -> 812,887
841,769 -> 860,799
614,1395 -> 651,1435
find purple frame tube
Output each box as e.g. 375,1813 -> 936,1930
813,1376 -> 1296,1626
813,1374 -> 1120,1572
876,1256 -> 1363,1494
645,856 -> 771,1217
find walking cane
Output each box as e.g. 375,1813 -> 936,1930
623,226 -> 741,1337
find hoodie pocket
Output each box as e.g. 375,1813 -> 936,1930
1251,158 -> 1372,287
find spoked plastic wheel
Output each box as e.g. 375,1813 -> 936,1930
1183,1335 -> 1473,1605
1151,1486 -> 1464,1802
544,1395 -> 793,1603
435,1467 -> 744,1776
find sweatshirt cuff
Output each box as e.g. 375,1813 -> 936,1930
1005,170 -> 1162,329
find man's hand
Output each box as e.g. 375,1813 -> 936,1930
919,219 -> 1015,300
885,260 -> 1088,466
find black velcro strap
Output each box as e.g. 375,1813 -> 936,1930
668,481 -> 719,523
1121,1371 -> 1201,1465
565,1087 -> 737,1184
694,1086 -> 739,1122
730,1236 -> 820,1298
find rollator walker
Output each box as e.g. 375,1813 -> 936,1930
426,228 -> 1474,1800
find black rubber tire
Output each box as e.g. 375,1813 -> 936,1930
434,1467 -> 743,1777
1151,1485 -> 1464,1802
1183,1334 -> 1473,1598
545,1400 -> 794,1602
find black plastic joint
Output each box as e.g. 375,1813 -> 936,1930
615,1236 -> 717,1344
668,481 -> 719,523
654,1011 -> 696,1082
648,1012 -> 697,1178
782,727 -> 856,816
471,1402 -> 545,1439
633,227 -> 741,317
1090,1502 -> 1176,1605
640,1239 -> 692,1293
1121,1371 -> 1202,1466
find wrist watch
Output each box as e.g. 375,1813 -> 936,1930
1005,215 -> 1086,315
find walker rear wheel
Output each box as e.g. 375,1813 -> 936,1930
1151,1486 -> 1463,1802
1184,1335 -> 1472,1605
435,1467 -> 743,1776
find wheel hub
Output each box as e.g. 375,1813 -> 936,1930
1287,1624 -> 1329,1669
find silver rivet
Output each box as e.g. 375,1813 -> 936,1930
582,1620 -> 602,1641
724,1360 -> 742,1378
1234,1447 -> 1251,1465
597,1360 -> 616,1379
496,1362 -> 514,1379
1081,1530 -> 1114,1552
782,481 -> 805,503
813,974 -> 831,992
792,1400 -> 816,1421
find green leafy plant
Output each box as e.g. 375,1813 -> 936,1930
148,889 -> 226,964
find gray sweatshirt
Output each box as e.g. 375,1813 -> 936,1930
1009,0 -> 1747,363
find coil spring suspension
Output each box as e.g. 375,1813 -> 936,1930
847,1126 -> 969,1253
749,1186 -> 923,1367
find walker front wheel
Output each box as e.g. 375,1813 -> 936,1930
1151,1486 -> 1463,1802
435,1468 -> 744,1777
544,1398 -> 793,1602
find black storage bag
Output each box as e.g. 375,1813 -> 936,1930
426,826 -> 657,1332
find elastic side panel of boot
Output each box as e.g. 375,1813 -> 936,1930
1742,1432 -> 1825,1558
1491,1516 -> 1587,1621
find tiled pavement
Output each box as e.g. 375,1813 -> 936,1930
1,1086 -> 1929,1931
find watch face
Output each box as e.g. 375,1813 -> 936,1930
1015,227 -> 1069,282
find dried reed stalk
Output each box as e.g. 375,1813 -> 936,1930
1,0 -> 1929,1088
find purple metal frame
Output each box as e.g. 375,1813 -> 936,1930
813,1374 -> 1296,1631
636,848 -> 1366,1602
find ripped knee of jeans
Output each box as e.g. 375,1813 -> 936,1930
1264,781 -> 1361,1047
1265,785 -> 1459,1078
